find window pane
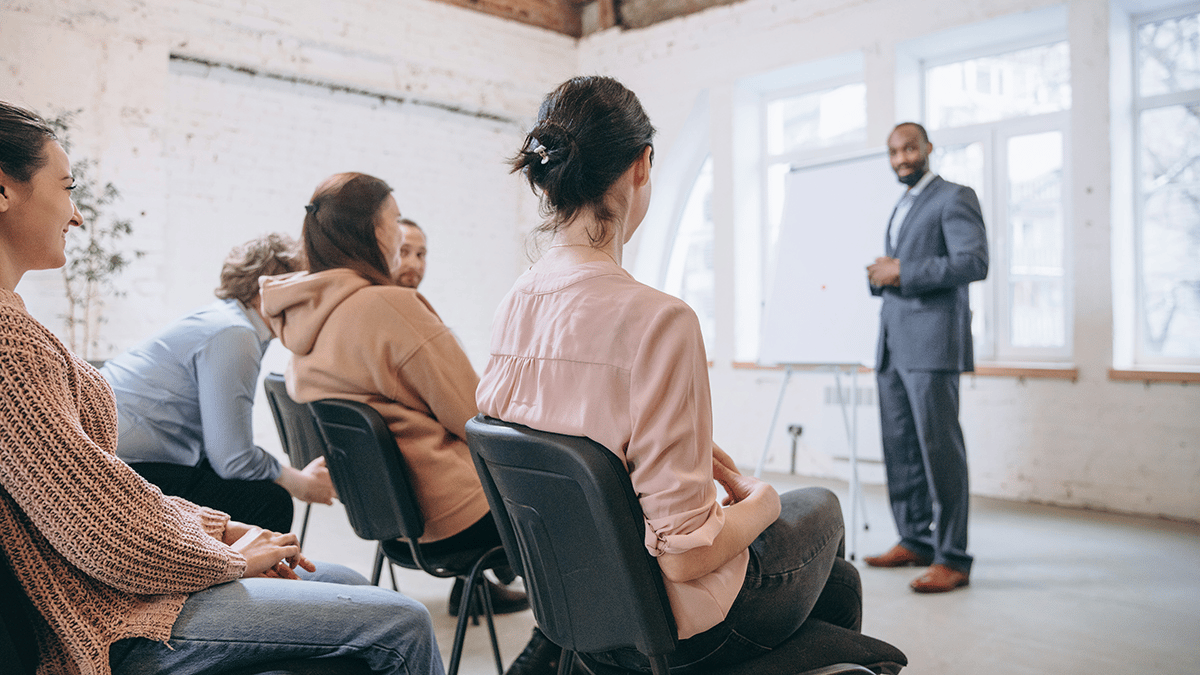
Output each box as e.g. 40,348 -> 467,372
932,142 -> 989,349
1138,10 -> 1200,97
665,157 -> 716,349
1008,132 -> 1064,348
1138,105 -> 1200,358
932,141 -> 986,206
766,83 -> 866,155
927,42 -> 1071,129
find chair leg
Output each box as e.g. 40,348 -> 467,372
298,503 -> 312,548
386,559 -> 399,591
447,547 -> 507,675
371,543 -> 385,587
558,651 -> 576,675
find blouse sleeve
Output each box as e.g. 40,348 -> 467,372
0,329 -> 246,594
626,300 -> 727,557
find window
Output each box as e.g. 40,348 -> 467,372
764,83 -> 868,249
729,54 -> 869,362
663,157 -> 716,348
1133,7 -> 1200,364
744,74 -> 868,361
925,39 -> 1072,362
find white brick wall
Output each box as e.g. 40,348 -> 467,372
2,0 -> 1197,520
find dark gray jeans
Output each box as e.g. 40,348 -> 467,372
588,487 -> 860,673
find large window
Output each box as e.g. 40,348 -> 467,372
764,82 -> 868,249
663,157 -> 716,348
925,39 -> 1072,362
1133,7 -> 1200,364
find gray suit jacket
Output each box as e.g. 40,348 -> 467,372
872,175 -> 988,372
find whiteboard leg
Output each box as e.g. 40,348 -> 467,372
756,366 -> 793,478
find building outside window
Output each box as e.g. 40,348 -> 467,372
1133,6 -> 1200,365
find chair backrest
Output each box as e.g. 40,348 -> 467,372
263,373 -> 327,471
465,415 -> 677,660
308,398 -> 425,543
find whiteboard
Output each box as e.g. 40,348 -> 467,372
758,152 -> 904,368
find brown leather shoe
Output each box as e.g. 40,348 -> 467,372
863,544 -> 932,568
909,564 -> 969,593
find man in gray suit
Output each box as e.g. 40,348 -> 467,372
864,122 -> 988,593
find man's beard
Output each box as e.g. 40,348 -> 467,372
897,160 -> 928,187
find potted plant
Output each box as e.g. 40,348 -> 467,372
47,110 -> 143,362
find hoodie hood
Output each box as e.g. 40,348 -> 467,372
259,269 -> 372,356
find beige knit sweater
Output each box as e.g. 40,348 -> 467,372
0,289 -> 247,675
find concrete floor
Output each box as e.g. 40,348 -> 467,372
294,473 -> 1200,675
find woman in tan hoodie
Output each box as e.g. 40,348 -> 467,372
259,173 -> 551,674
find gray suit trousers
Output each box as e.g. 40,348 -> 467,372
875,355 -> 972,573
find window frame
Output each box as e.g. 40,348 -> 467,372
1130,4 -> 1200,367
915,30 -> 1074,364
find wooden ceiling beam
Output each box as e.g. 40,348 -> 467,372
427,0 -> 584,37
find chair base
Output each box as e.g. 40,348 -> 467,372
572,619 -> 906,675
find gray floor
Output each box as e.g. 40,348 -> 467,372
294,473 -> 1200,675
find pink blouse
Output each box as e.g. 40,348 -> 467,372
476,261 -> 748,639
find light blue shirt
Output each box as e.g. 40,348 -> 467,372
101,299 -> 282,481
888,170 -> 937,252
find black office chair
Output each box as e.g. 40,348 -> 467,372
263,372 -> 324,547
264,374 -> 401,589
465,415 -> 908,675
309,398 -> 509,675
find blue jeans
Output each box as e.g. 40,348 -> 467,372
587,487 -> 860,673
109,563 -> 444,675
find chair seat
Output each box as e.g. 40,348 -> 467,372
379,538 -> 494,578
575,619 -> 904,675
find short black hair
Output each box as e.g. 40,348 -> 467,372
892,121 -> 930,144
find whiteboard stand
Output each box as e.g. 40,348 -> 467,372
754,364 -> 870,561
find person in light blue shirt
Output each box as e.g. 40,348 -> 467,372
102,233 -> 334,532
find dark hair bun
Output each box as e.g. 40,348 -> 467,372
510,76 -> 655,238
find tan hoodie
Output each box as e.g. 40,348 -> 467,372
259,269 -> 490,542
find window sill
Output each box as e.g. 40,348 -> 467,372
731,361 -> 1079,380
1107,368 -> 1200,384
731,362 -> 872,373
971,364 -> 1079,381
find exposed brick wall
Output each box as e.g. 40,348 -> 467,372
2,0 -> 1196,521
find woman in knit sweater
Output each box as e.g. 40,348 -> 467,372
0,101 -> 443,675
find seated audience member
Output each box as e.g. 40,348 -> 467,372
0,100 -> 443,675
395,217 -> 427,289
101,233 -> 334,533
476,76 -> 866,672
259,173 -> 551,672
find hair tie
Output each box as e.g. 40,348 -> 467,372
535,146 -> 550,165
304,202 -> 319,215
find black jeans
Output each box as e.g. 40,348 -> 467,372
130,460 -> 294,533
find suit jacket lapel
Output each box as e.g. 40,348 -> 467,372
894,175 -> 944,254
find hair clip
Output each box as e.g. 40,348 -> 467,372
304,203 -> 319,215
535,146 -> 550,165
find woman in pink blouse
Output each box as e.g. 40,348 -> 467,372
477,77 -> 864,672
